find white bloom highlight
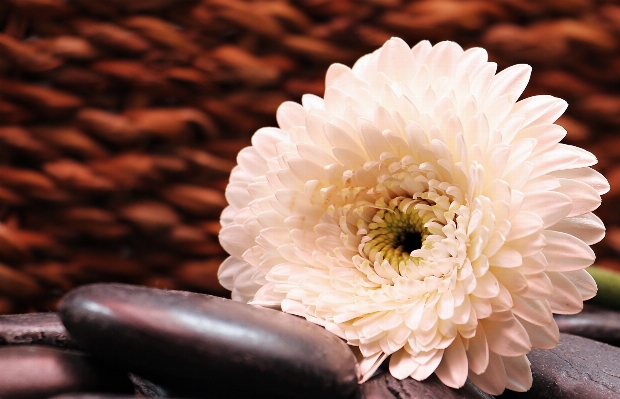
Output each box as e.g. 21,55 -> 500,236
218,38 -> 608,395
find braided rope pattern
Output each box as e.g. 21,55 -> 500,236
0,0 -> 619,313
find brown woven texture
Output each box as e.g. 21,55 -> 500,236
0,0 -> 619,314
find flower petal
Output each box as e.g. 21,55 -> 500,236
552,167 -> 609,195
511,294 -> 553,326
472,272 -> 500,298
520,271 -> 553,299
555,178 -> 602,217
521,191 -> 572,228
482,313 -> 531,357
219,225 -> 255,258
546,271 -> 584,314
277,101 -> 307,131
502,355 -> 532,392
252,127 -> 288,160
484,64 -> 531,106
542,230 -> 595,272
359,351 -> 390,383
517,316 -> 559,350
488,246 -> 523,268
548,212 -> 606,245
512,95 -> 567,128
217,256 -> 246,290
389,348 -> 418,379
506,211 -> 543,241
377,37 -> 417,82
562,269 -> 597,301
237,147 -> 269,178
466,324 -> 489,374
435,335 -> 468,389
528,144 -> 580,178
411,349 -> 444,381
468,351 -> 506,395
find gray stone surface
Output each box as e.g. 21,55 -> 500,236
129,374 -> 170,398
357,372 -> 494,399
0,346 -> 133,399
0,313 -> 78,348
500,333 -> 620,399
555,304 -> 620,347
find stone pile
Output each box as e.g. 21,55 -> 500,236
1,284 -> 620,398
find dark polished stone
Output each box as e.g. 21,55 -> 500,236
50,396 -> 179,399
0,346 -> 133,399
59,283 -> 359,399
500,334 -> 620,399
555,304 -> 620,346
50,396 -> 145,399
357,372 -> 494,399
0,313 -> 79,348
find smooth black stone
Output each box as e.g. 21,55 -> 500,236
499,334 -> 620,399
50,396 -> 144,399
357,371 -> 494,399
0,313 -> 79,348
0,346 -> 133,399
129,374 -> 170,398
555,304 -> 620,346
59,283 -> 359,399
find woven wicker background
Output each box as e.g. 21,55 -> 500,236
0,0 -> 619,314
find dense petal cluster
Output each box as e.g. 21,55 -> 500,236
218,38 -> 608,394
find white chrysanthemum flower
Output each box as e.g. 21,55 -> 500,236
218,38 -> 609,394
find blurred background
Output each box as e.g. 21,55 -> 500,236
0,0 -> 619,314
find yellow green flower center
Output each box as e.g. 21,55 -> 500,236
362,205 -> 430,267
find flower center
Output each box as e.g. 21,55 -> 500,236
397,230 -> 423,253
361,203 -> 430,267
